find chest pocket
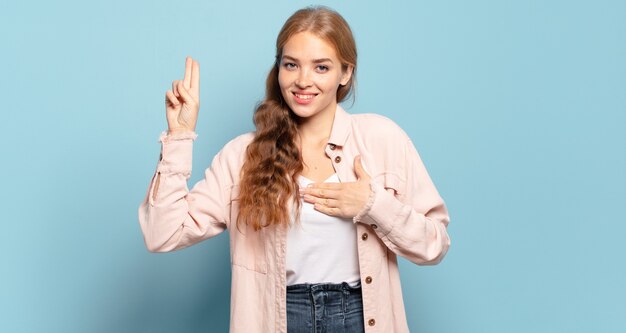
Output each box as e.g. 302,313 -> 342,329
373,172 -> 403,198
228,185 -> 268,274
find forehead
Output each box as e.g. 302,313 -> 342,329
282,31 -> 339,61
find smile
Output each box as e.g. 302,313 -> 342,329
292,92 -> 318,104
294,92 -> 317,99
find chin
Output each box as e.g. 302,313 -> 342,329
289,106 -> 317,119
287,101 -> 334,120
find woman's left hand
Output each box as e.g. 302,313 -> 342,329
300,155 -> 372,219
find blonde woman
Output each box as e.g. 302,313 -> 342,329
139,6 -> 451,333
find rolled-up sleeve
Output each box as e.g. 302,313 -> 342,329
138,131 -> 230,253
357,137 -> 451,265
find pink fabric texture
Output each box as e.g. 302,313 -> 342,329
138,105 -> 451,332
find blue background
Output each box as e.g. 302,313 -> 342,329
1,0 -> 624,332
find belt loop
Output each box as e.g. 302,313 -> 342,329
341,282 -> 350,296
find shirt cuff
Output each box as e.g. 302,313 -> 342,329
353,180 -> 376,224
158,130 -> 198,143
353,179 -> 405,237
156,130 -> 197,175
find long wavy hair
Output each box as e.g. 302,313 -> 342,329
237,6 -> 357,231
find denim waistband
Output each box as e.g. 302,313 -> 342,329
287,281 -> 361,294
286,281 -> 364,332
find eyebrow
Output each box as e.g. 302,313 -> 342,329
282,55 -> 334,64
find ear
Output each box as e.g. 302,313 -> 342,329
340,64 -> 354,86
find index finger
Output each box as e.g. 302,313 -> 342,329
191,59 -> 200,96
183,56 -> 192,89
307,182 -> 344,190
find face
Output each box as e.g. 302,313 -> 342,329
278,31 -> 353,121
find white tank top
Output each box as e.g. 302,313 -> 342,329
286,173 -> 361,287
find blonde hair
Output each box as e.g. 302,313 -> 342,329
237,6 -> 358,230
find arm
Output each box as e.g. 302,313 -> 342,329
137,130 -> 230,253
356,137 -> 451,265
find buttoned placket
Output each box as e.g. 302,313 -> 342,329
323,142 -> 377,331
357,221 -> 377,331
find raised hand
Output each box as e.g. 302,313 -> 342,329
165,56 -> 200,134
300,155 -> 373,219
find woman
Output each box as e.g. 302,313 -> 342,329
139,6 -> 450,333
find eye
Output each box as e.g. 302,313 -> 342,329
283,62 -> 297,70
316,65 -> 329,73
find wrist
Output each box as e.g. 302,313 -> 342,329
167,128 -> 195,135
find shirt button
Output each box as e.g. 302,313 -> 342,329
370,224 -> 378,229
329,143 -> 336,150
361,233 -> 368,241
365,276 -> 373,284
368,319 -> 376,326
334,156 -> 342,163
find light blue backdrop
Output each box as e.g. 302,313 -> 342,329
1,0 -> 624,332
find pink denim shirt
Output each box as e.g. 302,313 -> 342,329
138,105 -> 451,332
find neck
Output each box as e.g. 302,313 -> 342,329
296,102 -> 337,148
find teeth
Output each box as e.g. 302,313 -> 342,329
295,93 -> 315,100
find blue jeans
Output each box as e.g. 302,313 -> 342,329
286,282 -> 365,333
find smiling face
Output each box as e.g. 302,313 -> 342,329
278,31 -> 353,121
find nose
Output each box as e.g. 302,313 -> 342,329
295,68 -> 312,88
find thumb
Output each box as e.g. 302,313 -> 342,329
354,155 -> 370,180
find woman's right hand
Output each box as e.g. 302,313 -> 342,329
165,56 -> 200,134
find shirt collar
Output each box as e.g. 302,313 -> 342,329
328,104 -> 351,147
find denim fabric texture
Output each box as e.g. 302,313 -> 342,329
287,282 -> 365,333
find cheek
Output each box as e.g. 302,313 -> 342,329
278,70 -> 291,90
277,74 -> 292,101
318,75 -> 342,93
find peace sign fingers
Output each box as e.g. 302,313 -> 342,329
164,56 -> 201,134
183,56 -> 200,98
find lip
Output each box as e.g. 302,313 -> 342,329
292,91 -> 318,105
